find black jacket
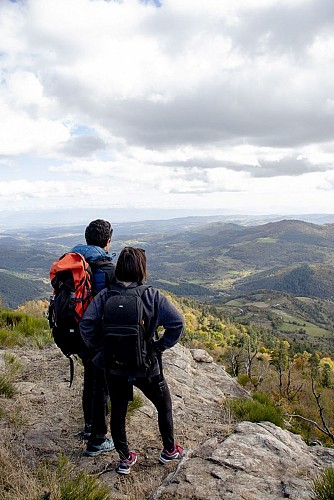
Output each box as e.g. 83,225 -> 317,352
79,281 -> 184,377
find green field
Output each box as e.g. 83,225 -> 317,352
279,314 -> 331,338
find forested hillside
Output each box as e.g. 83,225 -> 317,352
235,264 -> 334,299
0,272 -> 50,309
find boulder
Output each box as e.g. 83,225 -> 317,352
151,421 -> 334,499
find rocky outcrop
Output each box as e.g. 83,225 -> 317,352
4,343 -> 334,499
135,344 -> 250,449
151,421 -> 334,499
164,344 -> 249,404
148,345 -> 334,499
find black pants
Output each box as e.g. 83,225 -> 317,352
82,358 -> 108,444
105,373 -> 175,460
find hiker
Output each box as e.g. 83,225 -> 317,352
80,246 -> 185,474
71,219 -> 115,456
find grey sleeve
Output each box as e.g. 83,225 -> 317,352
154,291 -> 185,351
79,291 -> 106,351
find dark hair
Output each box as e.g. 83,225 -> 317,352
115,247 -> 147,284
85,219 -> 113,248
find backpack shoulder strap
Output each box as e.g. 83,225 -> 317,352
128,284 -> 151,297
89,259 -> 115,289
107,284 -> 150,296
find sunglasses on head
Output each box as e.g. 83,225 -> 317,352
124,247 -> 145,253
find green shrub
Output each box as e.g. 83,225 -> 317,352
0,352 -> 21,398
252,391 -> 273,406
0,328 -> 14,346
226,392 -> 284,428
15,315 -> 47,336
4,352 -> 22,375
237,373 -> 250,387
39,454 -> 110,500
0,376 -> 16,398
0,311 -> 23,328
127,394 -> 143,418
312,467 -> 334,500
0,308 -> 52,348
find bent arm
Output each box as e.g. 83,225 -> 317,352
154,292 -> 184,352
79,291 -> 106,352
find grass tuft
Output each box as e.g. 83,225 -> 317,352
312,467 -> 334,500
0,376 -> 16,398
127,394 -> 144,418
0,352 -> 22,398
38,454 -> 110,500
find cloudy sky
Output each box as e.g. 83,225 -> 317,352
1,0 -> 334,223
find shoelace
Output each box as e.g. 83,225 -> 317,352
121,452 -> 136,464
165,444 -> 183,456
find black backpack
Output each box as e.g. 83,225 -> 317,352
103,285 -> 152,373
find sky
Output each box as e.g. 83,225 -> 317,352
1,0 -> 334,225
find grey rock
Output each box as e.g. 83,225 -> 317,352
14,382 -> 36,394
190,348 -> 214,363
164,344 -> 249,405
152,420 -> 334,499
25,430 -> 62,453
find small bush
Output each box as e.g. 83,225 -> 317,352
252,392 -> 272,406
4,352 -> 22,376
0,352 -> 21,397
127,394 -> 143,418
0,376 -> 16,398
0,328 -> 14,346
237,373 -> 250,387
0,308 -> 52,348
312,467 -> 334,500
226,392 -> 284,428
39,454 -> 110,500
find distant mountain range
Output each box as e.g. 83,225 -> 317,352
1,208 -> 333,230
0,216 -> 334,308
142,219 -> 334,300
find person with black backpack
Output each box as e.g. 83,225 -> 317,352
70,219 -> 116,456
79,247 -> 185,474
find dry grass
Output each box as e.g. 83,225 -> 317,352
0,434 -> 112,499
0,429 -> 42,499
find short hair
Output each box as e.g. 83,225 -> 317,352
115,247 -> 147,284
85,219 -> 113,248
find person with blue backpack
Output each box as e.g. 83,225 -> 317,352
70,219 -> 116,456
80,247 -> 185,474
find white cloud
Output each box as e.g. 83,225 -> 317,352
0,102 -> 69,156
317,170 -> 334,191
0,0 -> 334,218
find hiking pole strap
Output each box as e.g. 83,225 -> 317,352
68,356 -> 74,388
